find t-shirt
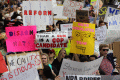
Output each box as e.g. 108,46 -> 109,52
100,57 -> 113,75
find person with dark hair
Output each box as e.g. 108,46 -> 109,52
64,55 -> 72,60
80,56 -> 89,62
99,20 -> 105,27
89,55 -> 98,61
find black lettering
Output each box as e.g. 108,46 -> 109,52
79,77 -> 83,80
17,58 -> 22,65
30,30 -> 33,35
46,39 -> 49,42
8,59 -> 15,66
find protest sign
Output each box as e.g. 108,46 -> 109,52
99,5 -> 108,17
59,57 -> 103,78
104,7 -> 120,22
95,25 -> 107,43
0,60 -> 40,80
102,30 -> 120,44
6,51 -> 43,71
65,75 -> 101,80
70,22 -> 95,55
53,6 -> 68,20
36,31 -> 68,49
89,17 -> 99,26
60,23 -> 73,37
107,14 -> 120,30
76,10 -> 89,23
101,75 -> 120,80
113,42 -> 120,70
5,26 -> 37,52
23,1 -> 53,31
0,52 -> 8,73
63,0 -> 84,18
94,41 -> 100,57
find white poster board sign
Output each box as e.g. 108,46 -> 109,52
6,51 -> 43,71
102,30 -> 120,44
59,57 -> 103,78
63,0 -> 84,18
53,6 -> 68,20
104,6 -> 120,22
36,31 -> 68,49
60,23 -> 72,37
95,25 -> 107,43
0,60 -> 39,80
22,1 -> 53,31
65,75 -> 101,80
107,14 -> 120,30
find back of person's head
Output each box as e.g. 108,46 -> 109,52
89,55 -> 98,59
65,55 -> 72,60
99,44 -> 109,51
80,56 -> 89,62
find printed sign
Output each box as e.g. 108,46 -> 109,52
104,7 -> 120,22
95,25 -> 107,43
60,23 -> 73,37
102,30 -> 120,44
59,57 -> 103,78
5,26 -> 37,52
76,10 -> 89,23
6,51 -> 43,71
65,75 -> 101,80
36,31 -> 68,49
0,60 -> 40,80
63,0 -> 84,18
53,6 -> 68,20
23,1 -> 53,31
108,14 -> 120,30
70,22 -> 95,55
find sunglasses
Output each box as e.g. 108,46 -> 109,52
102,49 -> 109,51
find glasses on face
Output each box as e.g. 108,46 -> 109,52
102,49 -> 109,51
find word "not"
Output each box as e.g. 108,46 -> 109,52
24,10 -> 52,15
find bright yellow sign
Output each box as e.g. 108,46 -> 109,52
70,22 -> 95,55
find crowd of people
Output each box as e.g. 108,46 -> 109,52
0,0 -> 120,80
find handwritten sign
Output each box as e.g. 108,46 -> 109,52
102,30 -> 120,44
6,51 -> 43,71
5,26 -> 37,52
95,25 -> 107,43
107,14 -> 120,30
0,60 -> 40,80
63,0 -> 84,18
76,10 -> 89,23
0,52 -> 8,73
104,7 -> 120,22
36,31 -> 68,49
59,57 -> 103,78
23,1 -> 53,31
65,75 -> 101,80
53,6 -> 68,20
70,22 -> 95,55
60,23 -> 73,37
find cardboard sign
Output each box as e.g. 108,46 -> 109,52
5,26 -> 37,52
89,17 -> 99,26
70,22 -> 95,55
59,57 -> 103,78
23,1 -> 53,31
6,51 -> 43,71
60,23 -> 73,37
63,0 -> 84,18
107,14 -> 120,30
95,25 -> 107,43
53,6 -> 68,20
36,31 -> 68,49
65,75 -> 101,80
76,10 -> 89,23
0,60 -> 40,80
113,42 -> 120,70
102,30 -> 120,44
104,7 -> 120,22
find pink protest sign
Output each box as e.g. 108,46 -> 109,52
5,26 -> 37,52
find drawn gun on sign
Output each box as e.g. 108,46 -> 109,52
76,45 -> 86,53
